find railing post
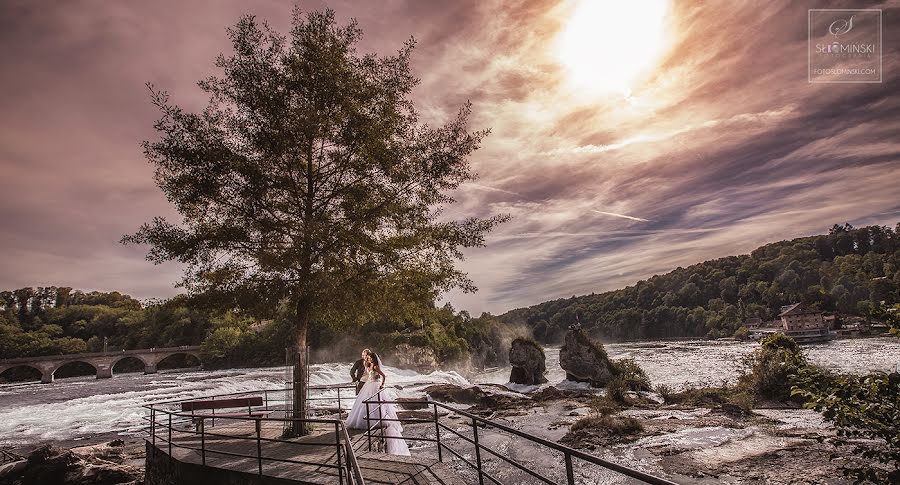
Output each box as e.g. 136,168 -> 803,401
335,422 -> 344,485
167,413 -> 172,456
200,417 -> 206,466
264,390 -> 269,410
565,452 -> 574,484
472,417 -> 484,485
433,403 -> 442,462
337,387 -> 342,416
256,418 -> 263,475
377,392 -> 385,452
365,401 -> 372,452
150,408 -> 156,448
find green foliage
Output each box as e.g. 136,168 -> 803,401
612,358 -> 652,392
792,368 -> 900,483
654,384 -> 674,403
122,9 -> 506,430
589,395 -> 621,416
501,223 -> 900,342
664,385 -> 734,407
570,415 -> 643,436
605,377 -> 628,403
738,334 -> 806,402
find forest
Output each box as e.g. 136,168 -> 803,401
501,223 -> 900,342
2,223 -> 898,371
0,286 -> 509,371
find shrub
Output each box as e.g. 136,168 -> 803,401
606,377 -> 628,403
570,415 -> 643,436
612,358 -> 652,392
666,385 -> 732,407
654,384 -> 674,403
738,334 -> 806,401
589,395 -> 621,416
793,369 -> 900,483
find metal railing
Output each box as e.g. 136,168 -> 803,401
144,387 -> 365,485
361,390 -> 679,485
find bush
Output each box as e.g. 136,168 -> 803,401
570,415 -> 643,436
612,358 -> 652,392
654,384 -> 674,403
665,385 -> 732,407
793,369 -> 900,483
589,395 -> 621,416
738,334 -> 806,401
606,377 -> 628,403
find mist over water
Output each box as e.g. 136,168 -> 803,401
1,337 -> 897,447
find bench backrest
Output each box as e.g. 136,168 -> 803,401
181,396 -> 263,412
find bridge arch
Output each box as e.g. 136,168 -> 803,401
51,360 -> 98,381
111,355 -> 148,375
155,352 -> 201,371
0,364 -> 44,383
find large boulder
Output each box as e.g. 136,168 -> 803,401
508,338 -> 548,385
559,329 -> 616,387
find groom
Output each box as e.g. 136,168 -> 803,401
350,348 -> 371,395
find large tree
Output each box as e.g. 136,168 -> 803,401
124,9 -> 506,433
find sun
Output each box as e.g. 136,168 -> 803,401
557,0 -> 670,95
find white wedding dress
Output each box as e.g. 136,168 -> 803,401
345,366 -> 410,456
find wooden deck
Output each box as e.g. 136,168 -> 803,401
150,420 -> 464,485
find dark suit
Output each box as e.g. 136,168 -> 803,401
350,359 -> 365,394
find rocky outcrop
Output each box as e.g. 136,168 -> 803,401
392,344 -> 438,371
558,329 -> 616,387
508,338 -> 548,385
423,384 -> 527,410
8,444 -> 143,485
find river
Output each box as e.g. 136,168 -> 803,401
1,337 -> 898,448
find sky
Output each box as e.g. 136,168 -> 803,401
1,0 -> 898,315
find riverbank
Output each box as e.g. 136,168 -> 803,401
2,338 -> 897,483
2,383 -> 854,485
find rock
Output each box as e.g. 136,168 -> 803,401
423,384 -> 527,411
558,329 -> 616,387
508,338 -> 548,385
395,397 -> 429,410
391,344 -> 439,371
11,444 -> 143,485
531,386 -> 592,402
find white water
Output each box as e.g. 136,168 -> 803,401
1,337 -> 897,447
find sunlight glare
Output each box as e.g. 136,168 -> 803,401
557,0 -> 670,95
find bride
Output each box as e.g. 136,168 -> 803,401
344,352 -> 410,456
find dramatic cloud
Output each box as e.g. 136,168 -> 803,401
1,0 -> 898,315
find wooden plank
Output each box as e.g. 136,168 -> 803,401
155,420 -> 463,484
181,396 -> 263,411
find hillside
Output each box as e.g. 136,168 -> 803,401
499,223 -> 900,342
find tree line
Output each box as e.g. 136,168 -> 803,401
0,286 -> 510,371
501,223 -> 900,342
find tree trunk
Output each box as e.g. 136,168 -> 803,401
290,301 -> 310,437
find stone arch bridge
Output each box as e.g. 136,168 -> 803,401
0,346 -> 201,383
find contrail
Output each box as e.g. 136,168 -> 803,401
465,183 -> 523,196
591,210 -> 649,222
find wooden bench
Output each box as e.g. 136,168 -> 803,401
181,396 -> 272,427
